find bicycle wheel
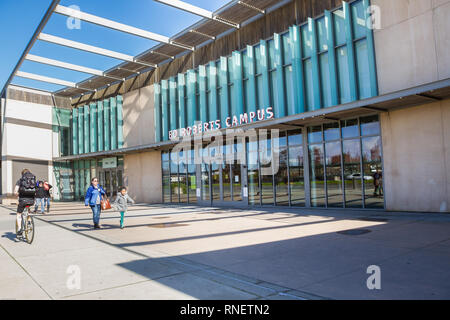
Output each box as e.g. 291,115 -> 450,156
24,215 -> 35,244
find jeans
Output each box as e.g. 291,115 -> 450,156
34,198 -> 45,213
90,204 -> 102,225
44,198 -> 50,210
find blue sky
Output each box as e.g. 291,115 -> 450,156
0,0 -> 228,93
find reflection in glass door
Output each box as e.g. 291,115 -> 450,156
343,139 -> 363,208
362,136 -> 383,208
309,144 -> 325,207
325,141 -> 343,207
231,163 -> 242,201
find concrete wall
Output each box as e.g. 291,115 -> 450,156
122,85 -> 155,148
1,97 -> 54,204
373,0 -> 450,94
123,150 -> 162,204
381,98 -> 450,212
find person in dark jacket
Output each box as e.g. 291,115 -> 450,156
14,169 -> 36,235
34,181 -> 46,214
84,177 -> 107,229
43,180 -> 53,213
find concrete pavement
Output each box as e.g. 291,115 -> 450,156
1,202 -> 449,300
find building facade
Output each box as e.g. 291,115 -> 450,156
1,0 -> 450,213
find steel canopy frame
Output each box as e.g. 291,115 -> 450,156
16,71 -> 95,92
0,0 -> 61,98
2,0 -> 285,99
25,54 -> 123,81
53,4 -> 195,51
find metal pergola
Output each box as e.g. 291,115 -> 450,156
1,0 -> 291,101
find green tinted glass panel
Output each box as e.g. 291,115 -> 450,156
336,46 -> 351,104
301,25 -> 313,57
317,17 -> 328,51
333,9 -> 346,45
319,53 -> 332,107
355,39 -> 371,99
352,0 -> 366,39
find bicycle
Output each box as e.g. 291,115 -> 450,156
16,205 -> 35,244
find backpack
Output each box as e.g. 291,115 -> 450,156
19,172 -> 36,197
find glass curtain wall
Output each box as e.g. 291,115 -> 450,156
288,130 -> 305,206
161,115 -> 382,209
306,115 -> 383,208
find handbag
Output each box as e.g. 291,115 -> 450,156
101,196 -> 112,210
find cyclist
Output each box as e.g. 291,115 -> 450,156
13,169 -> 37,235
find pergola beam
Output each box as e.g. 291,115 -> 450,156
25,54 -> 123,81
0,0 -> 61,98
16,71 -> 94,92
38,33 -> 157,68
54,4 -> 194,51
154,0 -> 239,28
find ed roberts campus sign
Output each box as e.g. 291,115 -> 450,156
168,107 -> 274,140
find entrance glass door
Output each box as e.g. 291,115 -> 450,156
99,168 -> 123,199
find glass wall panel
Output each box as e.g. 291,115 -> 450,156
201,148 -> 210,201
232,139 -> 243,201
333,9 -> 346,45
282,33 -> 292,64
362,136 -> 384,208
179,150 -> 188,203
256,75 -> 264,108
304,59 -> 315,110
187,149 -> 197,203
210,147 -> 220,202
355,39 -> 371,99
309,144 -> 325,207
275,132 -> 289,205
360,115 -> 380,136
325,141 -> 343,207
341,118 -> 359,138
319,53 -> 332,107
260,134 -> 274,205
254,44 -> 261,74
162,152 -> 170,203
351,0 -> 366,39
301,25 -> 313,57
289,144 -> 305,206
170,151 -> 179,203
337,46 -> 351,104
247,138 -> 260,205
317,17 -> 329,51
222,144 -> 232,201
268,39 -> 276,69
308,125 -> 323,144
343,139 -> 362,207
324,122 -> 340,141
284,66 -> 294,114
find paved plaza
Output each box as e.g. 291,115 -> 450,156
1,202 -> 450,300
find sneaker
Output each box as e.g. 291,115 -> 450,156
17,229 -> 23,236
120,225 -> 124,229
94,224 -> 99,229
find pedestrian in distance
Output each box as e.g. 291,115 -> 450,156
43,180 -> 52,213
34,181 -> 46,214
84,177 -> 107,229
112,187 -> 135,229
